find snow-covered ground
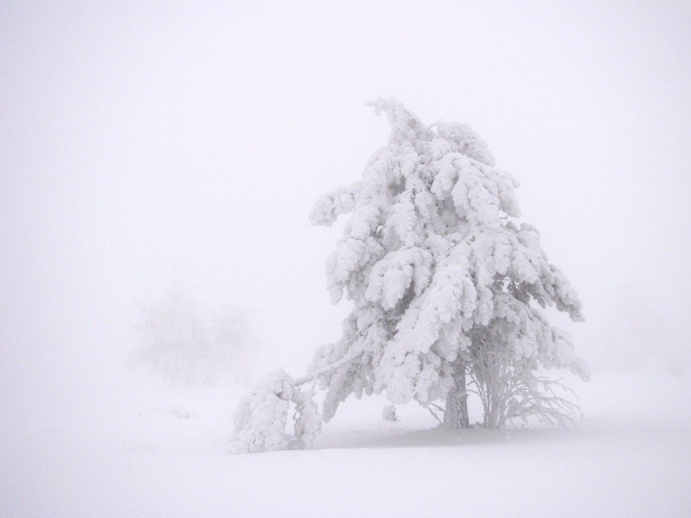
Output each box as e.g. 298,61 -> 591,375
1,370 -> 688,517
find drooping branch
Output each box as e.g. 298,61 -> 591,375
231,351 -> 364,453
293,351 -> 364,386
365,97 -> 428,143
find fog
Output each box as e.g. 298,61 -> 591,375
1,1 -> 689,421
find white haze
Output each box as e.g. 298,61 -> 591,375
1,0 -> 689,489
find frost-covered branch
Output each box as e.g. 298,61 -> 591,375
469,337 -> 583,429
294,351 -> 364,386
231,352 -> 363,453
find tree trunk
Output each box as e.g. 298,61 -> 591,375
443,358 -> 470,429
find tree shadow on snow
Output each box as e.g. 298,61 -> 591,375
315,426 -> 582,450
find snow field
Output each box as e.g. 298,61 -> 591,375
1,370 -> 688,517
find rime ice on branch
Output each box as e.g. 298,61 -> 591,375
232,99 -> 588,452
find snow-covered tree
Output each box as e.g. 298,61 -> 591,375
232,99 -> 588,451
134,292 -> 253,386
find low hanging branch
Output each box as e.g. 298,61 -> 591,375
293,351 -> 364,386
231,352 -> 364,453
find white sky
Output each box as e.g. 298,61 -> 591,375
1,2 -> 689,411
